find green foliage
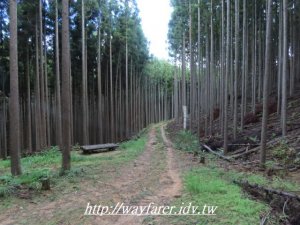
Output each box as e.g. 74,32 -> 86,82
143,58 -> 175,94
22,147 -> 61,170
174,130 -> 200,153
166,167 -> 268,224
272,140 -> 296,164
119,136 -> 146,160
218,165 -> 299,192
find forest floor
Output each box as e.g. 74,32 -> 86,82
0,123 -> 299,224
166,90 -> 300,224
169,90 -> 300,184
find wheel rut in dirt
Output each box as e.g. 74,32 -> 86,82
99,125 -> 182,225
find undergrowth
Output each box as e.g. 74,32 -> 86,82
0,132 -> 147,199
174,130 -> 200,153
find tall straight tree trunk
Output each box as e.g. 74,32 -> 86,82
35,17 -> 41,152
260,0 -> 272,166
125,36 -> 129,138
281,0 -> 288,137
55,0 -> 62,147
241,0 -> 247,130
9,0 -> 22,176
204,25 -> 210,136
224,0 -> 230,155
252,0 -> 257,113
182,33 -> 187,130
209,0 -> 214,135
109,35 -> 114,141
219,0 -> 224,135
82,0 -> 89,144
39,0 -> 46,148
197,0 -> 202,136
289,12 -> 295,96
125,0 -> 129,139
44,16 -> 50,146
189,1 -> 194,130
61,0 -> 71,172
97,11 -> 103,143
174,60 -> 179,121
130,58 -> 133,133
277,0 -> 283,115
26,43 -> 32,154
233,0 -> 239,139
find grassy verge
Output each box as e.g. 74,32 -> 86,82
173,130 -> 200,153
160,166 -> 270,225
0,131 -> 148,200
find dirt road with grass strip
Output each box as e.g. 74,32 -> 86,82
1,125 -> 183,225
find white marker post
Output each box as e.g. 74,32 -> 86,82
183,105 -> 187,130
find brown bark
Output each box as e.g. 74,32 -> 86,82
61,0 -> 71,171
9,0 -> 22,175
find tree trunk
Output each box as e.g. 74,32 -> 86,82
109,35 -> 114,141
182,33 -> 186,130
209,0 -> 214,135
233,0 -> 239,139
35,17 -> 41,152
9,0 -> 22,176
97,11 -> 103,144
39,0 -> 46,149
82,0 -> 89,145
26,43 -> 32,154
61,0 -> 71,172
55,0 -> 62,147
224,0 -> 230,155
281,0 -> 288,137
260,0 -> 273,166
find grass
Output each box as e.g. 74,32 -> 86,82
187,168 -> 267,224
0,132 -> 147,199
159,166 -> 269,225
174,130 -> 200,153
163,129 -> 300,225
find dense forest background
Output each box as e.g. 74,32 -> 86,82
0,0 -> 174,173
168,0 -> 300,165
1,0 -> 300,175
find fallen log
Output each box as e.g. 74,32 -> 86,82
234,180 -> 300,224
289,166 -> 300,172
228,143 -> 260,147
233,180 -> 300,201
201,144 -> 232,161
229,147 -> 248,156
242,160 -> 260,165
229,147 -> 260,159
229,136 -> 297,160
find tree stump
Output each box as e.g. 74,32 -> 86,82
41,178 -> 51,190
200,156 -> 205,164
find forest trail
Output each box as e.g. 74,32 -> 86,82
0,125 -> 183,225
98,125 -> 182,225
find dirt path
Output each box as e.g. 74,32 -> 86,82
98,125 -> 182,225
0,125 -> 183,225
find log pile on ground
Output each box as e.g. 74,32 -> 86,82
234,180 -> 300,225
